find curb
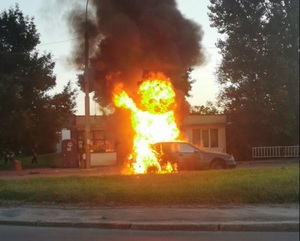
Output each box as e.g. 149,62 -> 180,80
0,220 -> 299,232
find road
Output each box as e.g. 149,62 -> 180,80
0,225 -> 299,241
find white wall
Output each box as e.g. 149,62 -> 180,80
88,152 -> 117,167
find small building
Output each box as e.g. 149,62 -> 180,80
183,115 -> 227,153
66,114 -> 227,166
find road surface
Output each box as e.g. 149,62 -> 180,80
0,225 -> 299,241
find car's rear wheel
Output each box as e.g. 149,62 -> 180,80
211,160 -> 226,170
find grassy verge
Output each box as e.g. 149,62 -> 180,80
0,153 -> 62,171
0,167 -> 298,206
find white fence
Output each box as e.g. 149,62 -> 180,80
252,146 -> 300,159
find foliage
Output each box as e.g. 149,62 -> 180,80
208,0 -> 299,160
0,5 -> 77,154
190,101 -> 221,115
0,167 -> 298,205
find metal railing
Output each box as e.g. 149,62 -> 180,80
252,146 -> 300,159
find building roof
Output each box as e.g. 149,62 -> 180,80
72,114 -> 227,130
72,115 -> 110,130
183,115 -> 226,125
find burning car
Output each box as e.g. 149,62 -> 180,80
151,141 -> 236,172
113,72 -> 236,174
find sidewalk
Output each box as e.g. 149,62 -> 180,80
0,204 -> 298,231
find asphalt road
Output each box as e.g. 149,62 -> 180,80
0,225 -> 299,241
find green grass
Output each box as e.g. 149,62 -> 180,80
0,153 -> 62,170
0,167 -> 298,206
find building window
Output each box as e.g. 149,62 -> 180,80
91,130 -> 114,153
77,130 -> 114,153
202,129 -> 209,147
210,129 -> 218,148
192,128 -> 219,148
192,129 -> 201,146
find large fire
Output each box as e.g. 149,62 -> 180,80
113,72 -> 180,174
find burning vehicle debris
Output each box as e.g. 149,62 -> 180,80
67,0 -> 209,174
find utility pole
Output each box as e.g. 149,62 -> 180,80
84,0 -> 91,169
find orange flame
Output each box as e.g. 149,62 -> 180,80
113,72 -> 180,174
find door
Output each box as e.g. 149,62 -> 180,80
176,143 -> 199,170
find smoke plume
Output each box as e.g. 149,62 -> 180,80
67,0 -> 205,162
67,0 -> 205,104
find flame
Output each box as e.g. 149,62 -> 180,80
113,72 -> 180,174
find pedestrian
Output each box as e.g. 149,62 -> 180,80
3,151 -> 8,165
8,151 -> 14,163
31,148 -> 38,164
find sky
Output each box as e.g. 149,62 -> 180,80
0,0 -> 222,115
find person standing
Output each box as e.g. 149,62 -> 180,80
31,148 -> 38,164
8,151 -> 14,163
3,151 -> 8,165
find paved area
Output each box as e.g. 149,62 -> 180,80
0,159 -> 299,232
0,204 -> 299,231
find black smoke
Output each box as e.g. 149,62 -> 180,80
67,0 -> 205,105
67,0 -> 206,163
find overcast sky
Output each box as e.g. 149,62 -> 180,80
0,0 -> 222,115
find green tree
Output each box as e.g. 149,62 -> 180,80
208,0 -> 299,160
190,101 -> 221,115
0,5 -> 77,154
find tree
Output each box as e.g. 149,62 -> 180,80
190,101 -> 221,115
208,0 -> 299,160
0,5 -> 77,154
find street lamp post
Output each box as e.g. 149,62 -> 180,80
84,0 -> 91,169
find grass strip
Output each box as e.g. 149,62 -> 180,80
0,167 -> 298,206
0,153 -> 62,170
